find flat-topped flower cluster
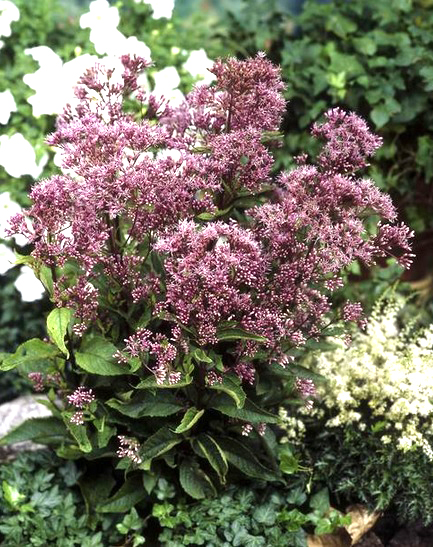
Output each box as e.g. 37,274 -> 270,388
8,54 -> 412,386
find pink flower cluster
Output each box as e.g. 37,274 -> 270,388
8,53 -> 412,385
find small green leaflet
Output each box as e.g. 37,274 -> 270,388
136,374 -> 192,389
47,308 -> 73,357
216,437 -> 281,482
75,336 -> 126,375
107,392 -> 182,418
64,413 -> 92,453
0,417 -> 67,446
0,339 -> 59,373
174,407 -> 205,434
179,460 -> 216,499
208,376 -> 246,409
191,434 -> 228,483
97,476 -> 146,513
216,327 -> 267,343
139,427 -> 181,462
211,395 -> 279,423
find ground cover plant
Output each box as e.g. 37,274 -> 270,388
0,52 -> 413,526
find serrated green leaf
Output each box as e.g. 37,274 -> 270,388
216,327 -> 267,343
63,413 -> 92,453
192,348 -> 213,364
47,308 -> 73,357
216,437 -> 281,481
211,395 -> 279,423
208,376 -> 246,409
136,374 -> 192,389
0,417 -> 67,446
192,434 -> 228,483
174,407 -> 205,434
75,336 -> 126,375
139,427 -> 182,462
97,476 -> 146,513
0,339 -> 59,373
179,460 -> 216,499
107,392 -> 182,418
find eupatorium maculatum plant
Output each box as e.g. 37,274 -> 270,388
0,54 -> 412,506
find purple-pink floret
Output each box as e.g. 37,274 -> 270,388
67,386 -> 95,408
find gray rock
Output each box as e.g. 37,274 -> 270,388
0,395 -> 52,461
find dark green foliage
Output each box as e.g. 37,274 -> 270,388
308,426 -> 433,526
0,450 -> 142,547
154,482 -> 350,546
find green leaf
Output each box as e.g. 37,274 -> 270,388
79,469 -> 116,516
207,376 -> 246,409
211,395 -> 279,423
97,476 -> 146,513
139,427 -> 182,462
47,308 -> 73,357
107,392 -> 182,418
63,412 -> 92,453
179,460 -> 216,499
191,434 -> 228,483
135,374 -> 192,389
0,417 -> 67,446
371,103 -> 390,128
174,407 -> 205,434
2,481 -> 25,508
310,488 -> 330,515
216,327 -> 267,343
216,437 -> 280,481
0,339 -> 59,373
192,348 -> 213,364
75,336 -> 126,375
419,66 -> 433,91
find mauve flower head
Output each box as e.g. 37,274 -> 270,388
7,54 -> 412,378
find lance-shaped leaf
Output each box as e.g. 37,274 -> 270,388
75,336 -> 126,376
216,437 -> 281,482
107,392 -> 182,418
179,460 -> 216,499
139,427 -> 182,462
0,417 -> 67,446
63,413 -> 92,453
0,339 -> 59,373
97,476 -> 146,513
174,407 -> 205,434
216,327 -> 267,343
136,374 -> 192,389
191,434 -> 228,483
211,395 -> 279,423
47,308 -> 73,357
207,376 -> 246,409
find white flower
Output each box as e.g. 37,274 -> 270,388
0,89 -> 16,124
80,0 -> 151,59
80,0 -> 119,32
0,133 -> 47,179
0,0 -> 19,38
0,242 -> 15,274
24,46 -> 98,116
152,66 -> 183,105
14,265 -> 45,301
184,49 -> 214,84
135,0 -> 175,19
